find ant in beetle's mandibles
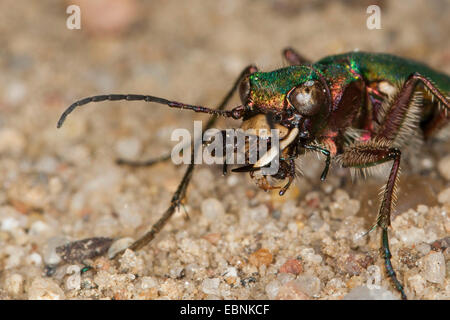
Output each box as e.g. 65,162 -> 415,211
58,48 -> 450,299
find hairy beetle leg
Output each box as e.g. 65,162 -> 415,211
341,141 -> 405,299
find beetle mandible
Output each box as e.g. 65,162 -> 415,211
58,48 -> 450,300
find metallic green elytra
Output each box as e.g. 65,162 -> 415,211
58,48 -> 449,300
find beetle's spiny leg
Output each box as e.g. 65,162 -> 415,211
377,72 -> 449,140
282,47 -> 311,65
341,140 -> 406,299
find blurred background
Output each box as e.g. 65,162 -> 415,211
0,0 -> 448,300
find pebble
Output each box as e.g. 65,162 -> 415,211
26,253 -> 43,266
138,277 -> 158,290
300,248 -> 323,264
249,248 -> 273,267
416,242 -> 431,256
276,280 -> 309,300
28,278 -> 65,300
0,128 -> 26,154
294,275 -> 321,297
265,280 -> 281,299
114,200 -> 143,230
0,206 -> 28,231
344,285 -> 398,300
279,259 -> 303,275
5,273 -> 24,296
437,187 -> 450,204
4,245 -> 25,269
115,137 -> 142,160
65,265 -> 81,291
108,237 -> 134,259
43,236 -> 70,265
29,220 -> 51,236
438,155 -> 450,180
201,278 -> 220,295
201,198 -> 225,221
421,251 -> 445,284
329,195 -> 360,219
408,274 -> 426,296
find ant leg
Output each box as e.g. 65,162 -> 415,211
340,140 -> 406,299
116,65 -> 258,167
376,72 -> 449,141
282,47 -> 311,65
112,65 -> 258,257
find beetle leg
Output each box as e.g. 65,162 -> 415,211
303,144 -> 331,181
377,72 -> 449,141
116,65 -> 258,167
111,65 -> 258,258
340,140 -> 406,299
282,47 -> 311,65
279,159 -> 296,196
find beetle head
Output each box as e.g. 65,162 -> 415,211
240,65 -> 332,138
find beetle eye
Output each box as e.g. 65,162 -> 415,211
239,76 -> 251,104
287,81 -> 325,117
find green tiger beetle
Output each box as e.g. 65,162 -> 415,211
58,48 -> 449,299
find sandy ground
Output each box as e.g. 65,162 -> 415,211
0,0 -> 449,300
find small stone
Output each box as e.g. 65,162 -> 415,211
26,253 -> 43,266
201,278 -> 220,295
408,274 -> 426,297
65,265 -> 81,291
294,275 -> 321,297
265,280 -> 281,299
437,187 -> 450,204
108,237 -> 134,259
119,249 -> 144,274
421,251 -> 445,284
138,277 -> 158,290
300,248 -> 323,264
0,128 -> 26,154
279,259 -> 303,275
276,280 -> 309,300
43,236 -> 70,265
28,278 -> 65,300
277,272 -> 296,285
438,155 -> 450,180
249,248 -> 273,267
115,137 -> 142,160
114,200 -> 143,229
29,220 -> 51,236
344,285 -> 398,300
416,243 -> 431,256
330,197 -> 360,219
308,212 -> 324,231
201,198 -> 225,221
202,233 -> 221,245
5,273 -> 24,296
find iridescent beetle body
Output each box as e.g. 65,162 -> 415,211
58,49 -> 449,299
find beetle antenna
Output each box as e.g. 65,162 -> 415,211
57,94 -> 245,128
